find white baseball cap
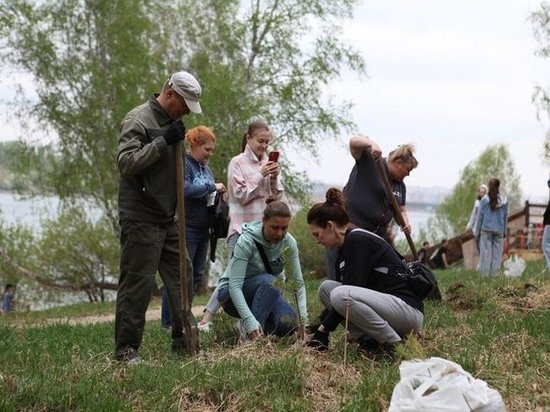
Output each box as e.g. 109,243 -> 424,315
168,71 -> 202,114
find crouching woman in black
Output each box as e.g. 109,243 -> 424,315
306,188 -> 423,354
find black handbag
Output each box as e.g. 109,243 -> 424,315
210,194 -> 229,239
404,260 -> 441,301
391,245 -> 441,301
209,194 -> 230,262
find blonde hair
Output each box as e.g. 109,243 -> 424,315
185,125 -> 216,149
388,144 -> 418,169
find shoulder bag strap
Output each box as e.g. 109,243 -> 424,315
253,239 -> 274,274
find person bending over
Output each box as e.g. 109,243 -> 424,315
306,188 -> 424,356
216,199 -> 308,341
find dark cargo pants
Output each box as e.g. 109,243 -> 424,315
114,219 -> 193,357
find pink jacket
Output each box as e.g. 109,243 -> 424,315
227,144 -> 284,237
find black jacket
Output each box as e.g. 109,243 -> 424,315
323,228 -> 423,332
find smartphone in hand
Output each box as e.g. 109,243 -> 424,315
268,151 -> 280,162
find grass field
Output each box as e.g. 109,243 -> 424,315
0,261 -> 548,411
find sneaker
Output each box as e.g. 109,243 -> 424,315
197,320 -> 212,332
120,348 -> 143,366
233,320 -> 249,343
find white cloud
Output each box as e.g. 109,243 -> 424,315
288,0 -> 550,201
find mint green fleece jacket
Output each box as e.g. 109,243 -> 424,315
218,221 -> 309,333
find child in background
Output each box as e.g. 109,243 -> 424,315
1,284 -> 16,315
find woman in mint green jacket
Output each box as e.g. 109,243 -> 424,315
217,200 -> 308,341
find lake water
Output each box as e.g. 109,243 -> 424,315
0,190 -> 436,236
0,190 -> 61,228
393,206 -> 435,243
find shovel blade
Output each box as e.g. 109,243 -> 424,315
181,309 -> 199,355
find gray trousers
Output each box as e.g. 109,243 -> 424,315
478,230 -> 504,278
319,280 -> 423,344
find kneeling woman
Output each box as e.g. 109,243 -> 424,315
306,188 -> 423,353
217,200 -> 309,341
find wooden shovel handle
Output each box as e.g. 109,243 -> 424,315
175,139 -> 199,354
375,158 -> 418,260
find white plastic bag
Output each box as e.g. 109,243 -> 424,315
503,254 -> 526,278
388,357 -> 505,412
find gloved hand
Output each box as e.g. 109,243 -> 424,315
306,329 -> 329,351
163,120 -> 185,146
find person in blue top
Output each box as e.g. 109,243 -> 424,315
216,199 -> 309,341
475,178 -> 508,278
306,188 -> 424,356
1,284 -> 16,315
542,176 -> 550,272
161,125 -> 227,328
182,125 -> 227,294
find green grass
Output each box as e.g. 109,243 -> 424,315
0,263 -> 548,411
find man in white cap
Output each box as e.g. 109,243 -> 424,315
114,71 -> 202,365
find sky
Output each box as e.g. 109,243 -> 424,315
1,0 -> 549,201
287,0 -> 550,201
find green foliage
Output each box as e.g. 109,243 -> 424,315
530,2 -> 550,162
1,0 -> 365,216
34,207 -> 119,299
4,141 -> 58,192
423,144 -> 522,241
0,218 -> 35,282
0,141 -> 19,189
0,0 -> 365,295
290,205 -> 326,274
0,0 -> 185,230
0,206 -> 118,303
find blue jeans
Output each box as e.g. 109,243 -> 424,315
218,273 -> 297,336
479,230 -> 504,277
160,226 -> 208,327
186,226 -> 210,295
543,225 -> 550,271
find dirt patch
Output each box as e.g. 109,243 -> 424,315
16,306 -> 205,328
